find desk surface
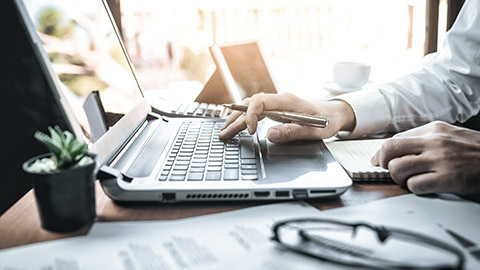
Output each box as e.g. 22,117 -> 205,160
0,181 -> 408,250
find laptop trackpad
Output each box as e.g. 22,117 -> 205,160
266,140 -> 323,156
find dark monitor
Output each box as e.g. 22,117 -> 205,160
0,0 -> 70,214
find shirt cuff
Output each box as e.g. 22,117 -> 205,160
330,88 -> 391,139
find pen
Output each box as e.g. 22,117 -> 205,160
223,104 -> 328,128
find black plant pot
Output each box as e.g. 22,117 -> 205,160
22,153 -> 97,233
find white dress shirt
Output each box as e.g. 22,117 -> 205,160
336,0 -> 480,138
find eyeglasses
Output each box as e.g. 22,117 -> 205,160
271,218 -> 465,270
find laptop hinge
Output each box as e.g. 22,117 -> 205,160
98,165 -> 133,183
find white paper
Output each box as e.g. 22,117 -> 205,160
212,194 -> 480,270
0,201 -> 321,270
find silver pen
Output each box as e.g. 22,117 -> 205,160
223,104 -> 328,128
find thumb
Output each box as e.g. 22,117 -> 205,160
267,124 -> 324,143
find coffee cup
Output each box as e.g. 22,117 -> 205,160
333,62 -> 371,89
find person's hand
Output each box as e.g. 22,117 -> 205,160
371,121 -> 480,195
218,93 -> 356,142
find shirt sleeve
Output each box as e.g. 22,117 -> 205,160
332,0 -> 480,139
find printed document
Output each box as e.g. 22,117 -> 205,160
0,201 -> 320,270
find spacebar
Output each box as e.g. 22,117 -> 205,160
240,136 -> 255,158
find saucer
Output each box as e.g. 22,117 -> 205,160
322,82 -> 363,95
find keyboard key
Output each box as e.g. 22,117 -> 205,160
207,166 -> 222,171
189,167 -> 205,173
182,145 -> 195,149
212,142 -> 225,146
191,162 -> 206,168
170,175 -> 185,181
207,161 -> 222,166
224,169 -> 239,180
159,175 -> 168,181
224,164 -> 239,169
176,161 -> 190,165
173,165 -> 188,170
186,102 -> 199,115
241,164 -> 257,170
187,173 -> 204,181
242,175 -> 258,181
171,170 -> 187,175
242,169 -> 257,175
241,159 -> 256,165
206,172 -> 221,181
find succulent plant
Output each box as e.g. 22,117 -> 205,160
33,126 -> 89,170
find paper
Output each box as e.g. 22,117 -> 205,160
211,194 -> 480,270
325,138 -> 389,179
0,201 -> 322,270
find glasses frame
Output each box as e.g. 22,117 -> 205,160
271,218 -> 465,270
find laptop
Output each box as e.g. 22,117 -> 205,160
15,0 -> 352,202
150,40 -> 280,117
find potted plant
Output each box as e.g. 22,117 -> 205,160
22,126 -> 97,233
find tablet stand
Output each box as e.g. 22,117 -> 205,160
194,69 -> 233,105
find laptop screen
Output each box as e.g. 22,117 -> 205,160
217,42 -> 277,99
22,0 -> 143,140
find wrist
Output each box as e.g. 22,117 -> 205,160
328,100 -> 356,132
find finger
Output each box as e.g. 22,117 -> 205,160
245,93 -> 305,134
376,137 -> 426,169
370,150 -> 380,166
221,110 -> 244,130
267,124 -> 324,143
387,155 -> 433,188
221,98 -> 251,130
218,114 -> 247,140
406,172 -> 444,195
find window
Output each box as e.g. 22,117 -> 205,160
120,0 -> 428,97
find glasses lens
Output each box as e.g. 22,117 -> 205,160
275,220 -> 459,269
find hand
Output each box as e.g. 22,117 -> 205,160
371,121 -> 480,195
218,93 -> 356,142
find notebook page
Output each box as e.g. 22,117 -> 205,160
325,139 -> 389,176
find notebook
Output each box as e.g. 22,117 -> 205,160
14,0 -> 352,202
325,139 -> 391,181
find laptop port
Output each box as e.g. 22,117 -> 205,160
275,191 -> 290,198
254,191 -> 270,198
162,193 -> 176,202
292,190 -> 308,199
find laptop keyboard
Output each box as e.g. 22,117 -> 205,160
159,122 -> 259,181
171,102 -> 228,118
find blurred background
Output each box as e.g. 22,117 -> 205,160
117,0 -> 450,97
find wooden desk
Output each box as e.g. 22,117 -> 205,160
0,181 -> 408,250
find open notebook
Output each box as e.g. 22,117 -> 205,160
325,139 -> 391,181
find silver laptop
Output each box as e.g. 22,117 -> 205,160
15,0 -> 352,202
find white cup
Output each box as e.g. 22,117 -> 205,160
333,62 -> 371,89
